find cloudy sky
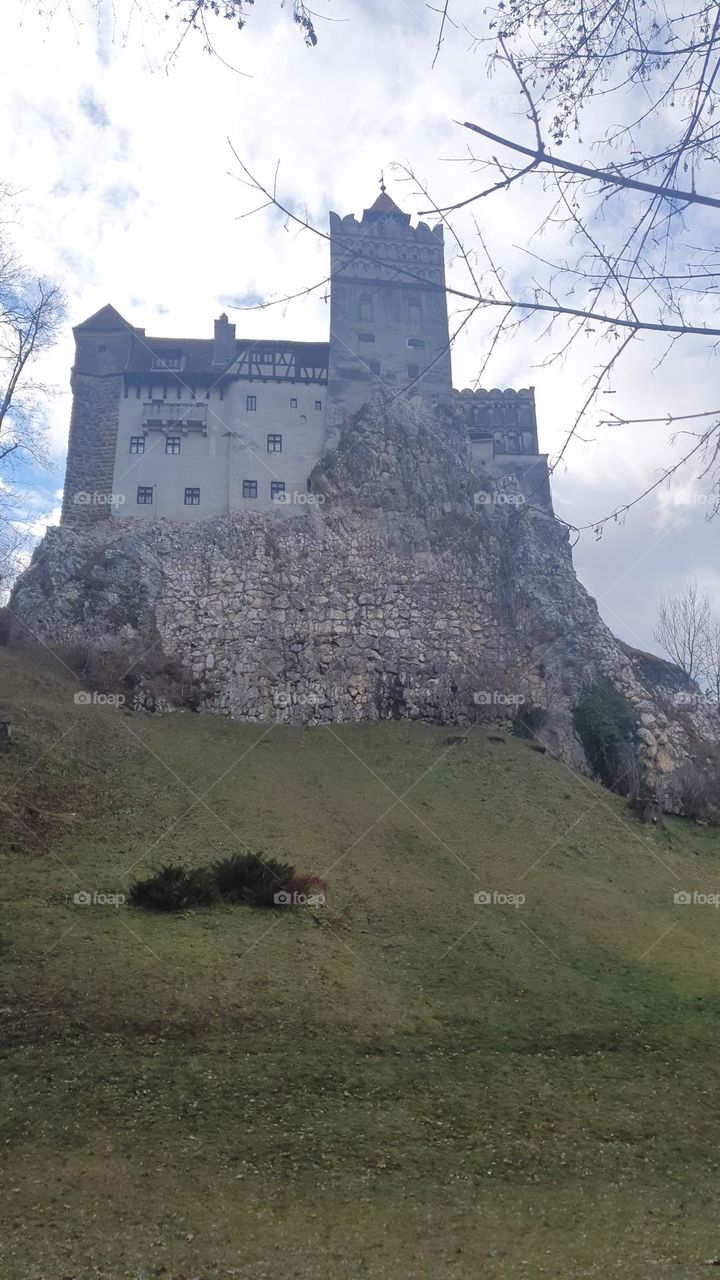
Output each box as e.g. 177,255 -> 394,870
1,0 -> 718,651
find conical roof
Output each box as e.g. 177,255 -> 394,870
74,304 -> 130,332
366,190 -> 404,216
362,180 -> 411,225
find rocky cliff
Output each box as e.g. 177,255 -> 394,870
10,399 -> 720,805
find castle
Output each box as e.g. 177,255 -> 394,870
61,184 -> 551,523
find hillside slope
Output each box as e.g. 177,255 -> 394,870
2,641 -> 720,1279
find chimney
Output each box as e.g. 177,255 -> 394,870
213,312 -> 236,365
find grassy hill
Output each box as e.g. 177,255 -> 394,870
2,640 -> 720,1279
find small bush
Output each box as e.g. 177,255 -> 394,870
49,642 -> 91,677
512,703 -> 547,740
129,864 -> 220,912
675,764 -> 720,824
572,680 -> 636,792
213,852 -> 295,908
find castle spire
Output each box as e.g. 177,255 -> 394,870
363,178 -> 409,224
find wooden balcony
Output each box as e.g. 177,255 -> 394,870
142,402 -> 208,431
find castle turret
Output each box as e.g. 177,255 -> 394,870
61,304 -> 136,526
326,182 -> 451,438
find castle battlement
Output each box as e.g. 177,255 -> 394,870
452,386 -> 538,437
329,209 -> 444,242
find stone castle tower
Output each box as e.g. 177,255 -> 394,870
326,184 -> 451,437
60,184 -> 549,526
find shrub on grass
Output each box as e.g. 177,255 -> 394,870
129,864 -> 220,912
512,703 -> 547,740
675,763 -> 720,824
213,852 -> 295,907
572,680 -> 636,792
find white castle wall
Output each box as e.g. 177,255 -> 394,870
112,379 -> 327,519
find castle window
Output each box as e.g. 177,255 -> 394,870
271,481 -> 286,501
408,295 -> 421,316
129,437 -> 145,454
165,436 -> 181,455
98,344 -> 106,353
407,337 -> 425,348
267,433 -> 283,452
247,395 -> 257,411
368,360 -> 381,375
184,487 -> 201,506
243,480 -> 258,499
358,332 -> 375,343
408,364 -> 420,381
151,350 -> 184,371
137,486 -> 153,505
359,294 -> 373,321
290,397 -> 298,408
315,400 -> 322,411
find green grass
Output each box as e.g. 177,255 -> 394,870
2,640 -> 720,1277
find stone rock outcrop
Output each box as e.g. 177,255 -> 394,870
11,400 -> 720,804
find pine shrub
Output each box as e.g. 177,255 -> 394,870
572,680 -> 636,792
129,864 -> 220,912
213,852 -> 295,907
512,703 -> 547,740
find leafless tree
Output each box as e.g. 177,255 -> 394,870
703,613 -> 720,710
172,0 -> 318,45
417,0 -> 720,529
33,0 -> 320,64
0,196 -> 64,592
653,579 -> 712,684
